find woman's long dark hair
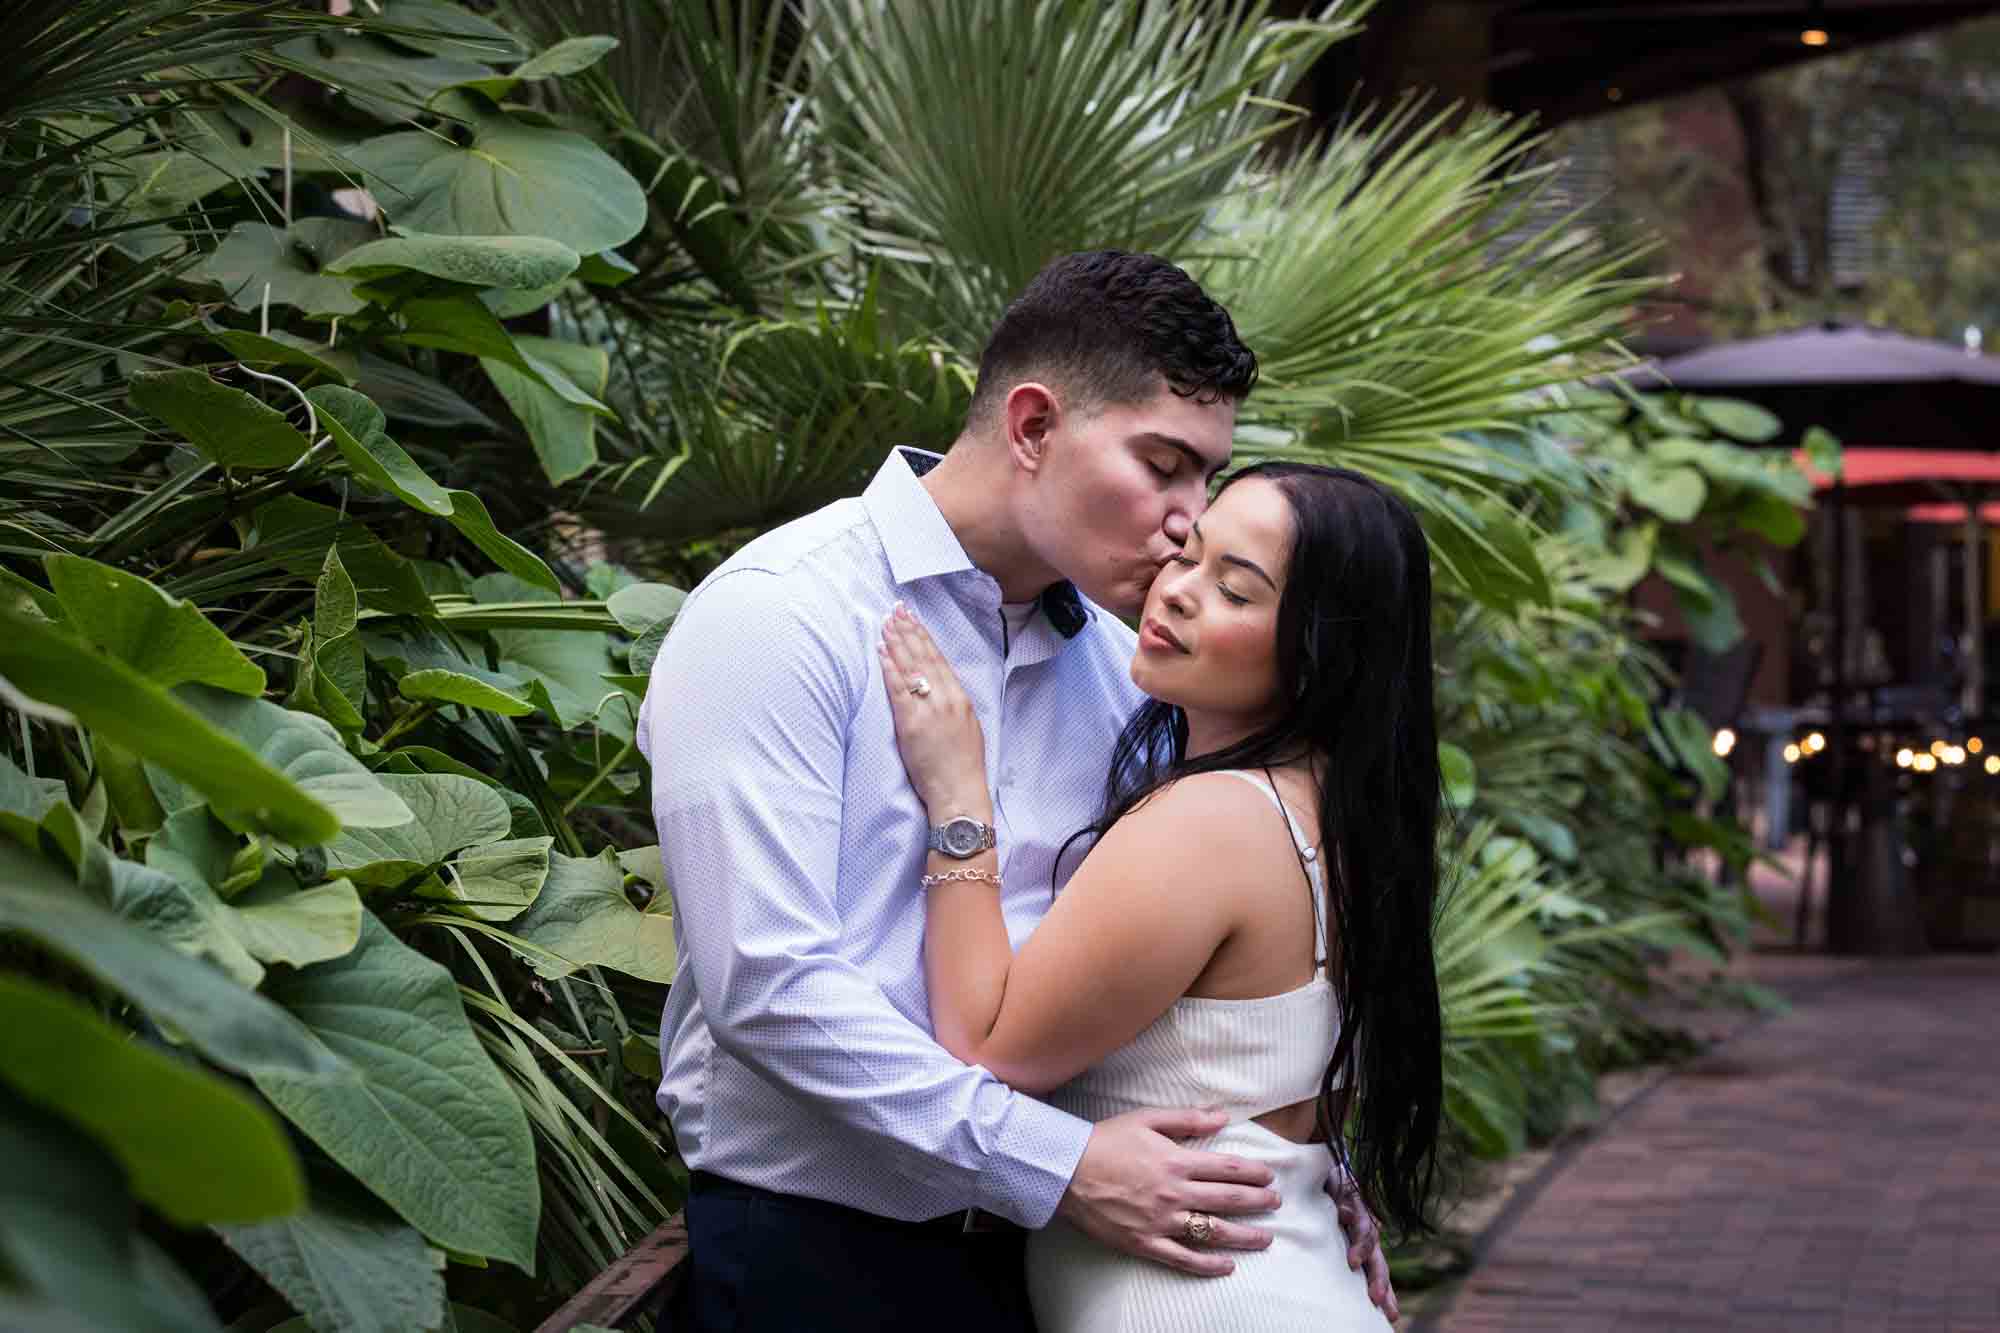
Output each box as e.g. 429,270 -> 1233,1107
1061,462 -> 1444,1238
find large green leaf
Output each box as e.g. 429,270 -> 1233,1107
322,772 -> 511,886
397,667 -> 536,715
457,34 -> 620,99
0,752 -> 65,823
200,321 -> 355,382
268,30 -> 493,124
145,808 -> 364,969
1690,396 -> 1782,443
1803,425 -> 1843,478
199,220 -> 375,317
353,352 -> 501,429
0,610 -> 339,845
145,806 -> 248,902
605,582 -> 687,635
511,849 -> 675,982
219,1174 -> 446,1333
368,633 -> 535,716
371,0 -> 526,61
254,915 -> 539,1270
309,386 -> 559,592
347,90 -> 646,254
1655,547 -> 1745,653
232,876 -> 367,970
108,853 -> 266,988
393,292 -> 542,372
444,835 -> 551,922
250,495 -> 437,617
0,978 -> 305,1225
481,336 -> 612,484
128,368 -> 311,471
303,546 -> 368,730
471,575 -> 623,733
162,687 -> 413,831
1439,741 -> 1477,808
0,1094 -> 228,1333
44,555 -> 264,695
0,841 -> 345,1084
1628,461 -> 1709,524
329,234 -> 579,289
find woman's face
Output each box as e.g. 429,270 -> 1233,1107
1130,476 -> 1295,732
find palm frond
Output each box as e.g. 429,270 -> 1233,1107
813,0 -> 1361,347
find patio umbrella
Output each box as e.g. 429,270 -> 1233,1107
1647,323 -> 2000,450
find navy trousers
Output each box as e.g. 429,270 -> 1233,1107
664,1172 -> 1037,1333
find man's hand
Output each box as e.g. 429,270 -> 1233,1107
1329,1165 -> 1400,1323
1055,1107 -> 1279,1278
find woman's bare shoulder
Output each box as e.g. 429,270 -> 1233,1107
1106,770 -> 1310,881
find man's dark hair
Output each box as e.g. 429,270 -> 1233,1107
969,250 -> 1257,424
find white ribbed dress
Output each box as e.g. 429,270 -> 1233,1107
1026,772 -> 1390,1332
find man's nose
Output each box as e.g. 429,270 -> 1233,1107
1164,479 -> 1211,543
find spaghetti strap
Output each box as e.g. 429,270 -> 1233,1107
1209,770 -> 1329,969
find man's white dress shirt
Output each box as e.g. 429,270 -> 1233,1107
639,448 -> 1146,1228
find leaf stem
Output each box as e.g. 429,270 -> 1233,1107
560,736 -> 635,817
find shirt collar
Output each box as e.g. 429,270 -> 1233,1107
862,447 -> 1091,640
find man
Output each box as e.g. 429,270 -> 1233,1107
640,251 -> 1396,1330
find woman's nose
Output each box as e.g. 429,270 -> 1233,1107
1157,568 -> 1196,616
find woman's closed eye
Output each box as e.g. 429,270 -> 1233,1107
1171,554 -> 1251,605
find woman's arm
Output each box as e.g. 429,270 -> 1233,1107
880,609 -> 1281,1093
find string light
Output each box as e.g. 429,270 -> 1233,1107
1896,748 -> 1915,768
1784,743 -> 1802,764
1713,728 -> 1737,758
1971,737 -> 1985,755
1986,756 -> 1999,775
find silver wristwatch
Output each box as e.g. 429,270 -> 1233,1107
927,815 -> 997,859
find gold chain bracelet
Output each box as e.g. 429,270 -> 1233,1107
920,868 -> 1002,890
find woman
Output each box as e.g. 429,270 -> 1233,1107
876,462 -> 1444,1331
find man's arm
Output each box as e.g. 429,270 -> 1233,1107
641,570 -> 1087,1226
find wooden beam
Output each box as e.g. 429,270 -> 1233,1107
533,1215 -> 689,1333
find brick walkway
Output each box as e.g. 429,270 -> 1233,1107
1427,955 -> 2000,1332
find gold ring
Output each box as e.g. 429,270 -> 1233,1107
908,676 -> 932,698
1181,1210 -> 1214,1245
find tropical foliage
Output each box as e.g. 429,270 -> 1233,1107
0,0 -> 1812,1327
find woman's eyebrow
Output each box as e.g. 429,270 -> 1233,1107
1221,553 -> 1277,590
1190,521 -> 1277,589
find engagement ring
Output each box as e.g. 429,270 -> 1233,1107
908,676 -> 932,698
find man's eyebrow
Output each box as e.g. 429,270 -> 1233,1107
1138,432 -> 1229,479
1189,521 -> 1277,590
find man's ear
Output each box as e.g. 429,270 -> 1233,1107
1004,381 -> 1059,476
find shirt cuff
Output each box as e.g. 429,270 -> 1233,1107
973,1094 -> 1094,1229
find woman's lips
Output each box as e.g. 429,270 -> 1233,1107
1140,619 -> 1189,653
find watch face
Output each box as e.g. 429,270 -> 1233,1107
942,818 -> 984,857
